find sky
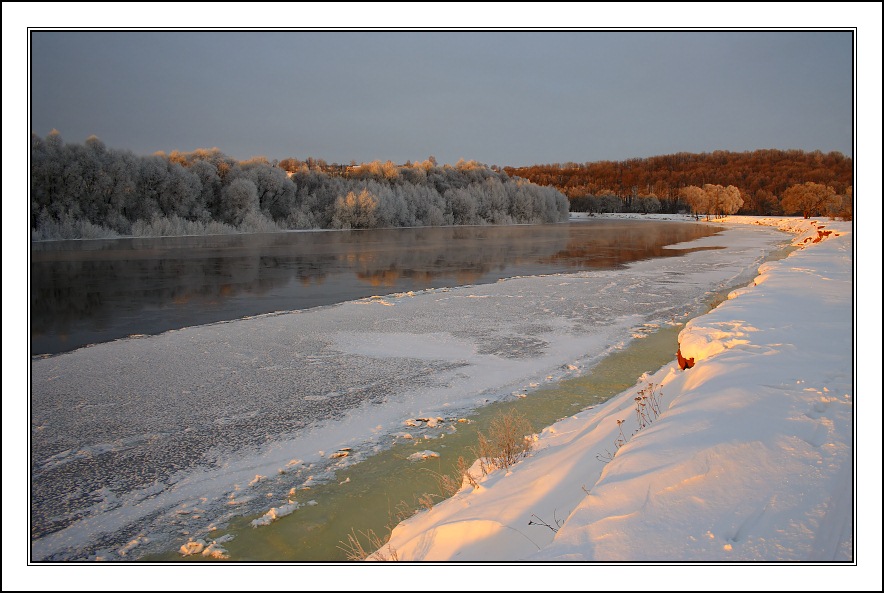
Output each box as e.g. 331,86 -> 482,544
4,4 -> 882,590
28,29 -> 854,166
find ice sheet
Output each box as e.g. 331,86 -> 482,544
30,222 -> 788,560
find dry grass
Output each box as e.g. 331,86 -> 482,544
427,455 -> 480,498
338,528 -> 399,561
475,409 -> 534,475
457,455 -> 479,489
417,492 -> 438,510
633,382 -> 663,431
597,382 -> 664,463
338,409 -> 535,560
436,471 -> 462,497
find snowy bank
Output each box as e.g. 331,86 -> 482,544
30,217 -> 790,561
378,217 -> 856,562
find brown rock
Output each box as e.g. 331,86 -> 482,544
677,347 -> 695,370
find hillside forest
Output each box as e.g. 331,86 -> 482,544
505,149 -> 852,220
30,133 -> 852,241
30,133 -> 568,241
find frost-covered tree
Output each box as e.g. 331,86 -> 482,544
100,149 -> 139,232
31,132 -> 59,215
291,170 -> 342,228
680,185 -> 707,219
220,178 -> 259,226
190,159 -> 223,220
400,164 -> 428,185
239,163 -> 297,221
701,184 -> 726,219
679,184 -> 741,220
375,184 -> 414,227
718,185 -> 743,216
829,186 -> 852,221
405,184 -> 447,226
597,189 -> 622,214
635,194 -> 662,214
508,182 -> 536,222
331,189 -> 379,229
781,182 -> 837,219
446,187 -> 480,225
702,184 -> 743,218
76,136 -> 113,223
533,184 -> 569,222
155,161 -> 202,220
477,177 -> 509,223
31,135 -> 569,239
126,155 -> 168,222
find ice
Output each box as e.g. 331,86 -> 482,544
379,217 -> 855,565
30,222 -> 789,560
407,451 -> 441,462
178,539 -> 206,556
250,502 -> 300,527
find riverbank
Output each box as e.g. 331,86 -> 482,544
15,216 -> 880,588
29,217 -> 788,562
376,217 -> 861,564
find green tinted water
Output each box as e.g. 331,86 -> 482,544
149,241 -> 795,562
149,321 -> 684,562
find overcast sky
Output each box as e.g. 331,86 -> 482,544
30,30 -> 853,166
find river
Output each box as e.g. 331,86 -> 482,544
31,220 -> 722,356
29,218 -> 790,561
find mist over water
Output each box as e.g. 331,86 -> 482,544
31,220 -> 722,356
31,219 -> 789,562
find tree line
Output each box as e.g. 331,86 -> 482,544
504,149 -> 853,218
31,132 -> 569,241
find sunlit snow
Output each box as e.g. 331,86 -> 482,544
30,215 -> 832,562
377,216 -> 854,562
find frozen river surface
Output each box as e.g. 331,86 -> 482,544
30,221 -> 788,561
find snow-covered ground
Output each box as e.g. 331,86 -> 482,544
375,217 -> 866,567
29,215 -> 791,563
20,215 -> 878,590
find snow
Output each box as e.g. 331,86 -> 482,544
249,502 -> 300,528
407,450 -> 441,462
31,215 -> 797,564
376,217 -> 864,565
21,215 -> 878,589
178,539 -> 206,556
178,534 -> 234,559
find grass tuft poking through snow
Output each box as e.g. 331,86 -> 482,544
475,409 -> 535,475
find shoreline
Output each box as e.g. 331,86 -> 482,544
27,211 -> 715,246
29,216 -> 796,561
30,217 -> 722,358
376,216 -> 855,562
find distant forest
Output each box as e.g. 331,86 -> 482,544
31,135 -> 852,241
30,132 -> 568,241
505,149 -> 853,217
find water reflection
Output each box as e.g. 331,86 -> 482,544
30,221 -> 723,355
540,224 -> 725,269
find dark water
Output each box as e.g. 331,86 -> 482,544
30,220 -> 723,356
